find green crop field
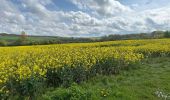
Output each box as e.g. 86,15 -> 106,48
0,36 -> 19,41
0,35 -> 56,42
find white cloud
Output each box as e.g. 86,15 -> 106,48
0,0 -> 26,33
70,0 -> 133,16
21,0 -> 51,18
144,7 -> 170,25
0,0 -> 170,37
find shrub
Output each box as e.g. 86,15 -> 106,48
0,40 -> 7,46
41,83 -> 93,100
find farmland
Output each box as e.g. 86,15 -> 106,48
0,39 -> 170,99
0,34 -> 62,45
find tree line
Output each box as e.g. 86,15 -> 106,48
0,31 -> 170,46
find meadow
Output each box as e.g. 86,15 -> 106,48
0,39 -> 170,99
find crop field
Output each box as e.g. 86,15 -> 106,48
0,35 -> 58,42
1,39 -> 170,99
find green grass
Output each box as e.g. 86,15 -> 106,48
41,57 -> 170,100
0,36 -> 56,42
27,36 -> 57,42
0,36 -> 19,42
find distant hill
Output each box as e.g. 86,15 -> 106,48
0,30 -> 170,46
0,33 -> 63,42
0,33 -> 99,46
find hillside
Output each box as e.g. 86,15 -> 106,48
0,33 -> 61,42
0,31 -> 170,46
0,33 -> 99,46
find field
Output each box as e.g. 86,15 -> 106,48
42,57 -> 170,100
0,35 -> 58,42
0,39 -> 170,99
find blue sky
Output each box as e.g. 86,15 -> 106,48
0,0 -> 170,37
121,0 -> 170,10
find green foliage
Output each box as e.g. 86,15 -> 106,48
42,83 -> 93,100
164,31 -> 170,38
151,31 -> 165,39
12,31 -> 28,46
0,40 -> 7,46
13,38 -> 28,46
5,77 -> 45,99
41,57 -> 170,100
46,58 -> 132,88
46,66 -> 88,87
1,30 -> 170,46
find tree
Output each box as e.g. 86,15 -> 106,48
14,31 -> 28,45
151,31 -> 164,39
164,31 -> 170,38
21,31 -> 27,41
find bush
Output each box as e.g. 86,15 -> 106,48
41,83 -> 93,100
45,58 -> 129,88
13,38 -> 28,46
164,31 -> 170,38
6,76 -> 45,99
0,40 -> 7,46
46,66 -> 88,87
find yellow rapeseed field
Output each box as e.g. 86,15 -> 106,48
1,38 -> 170,98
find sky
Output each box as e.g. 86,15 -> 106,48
0,0 -> 170,37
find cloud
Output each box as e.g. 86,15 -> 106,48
0,0 -> 26,33
139,7 -> 170,31
70,0 -> 133,16
21,0 -> 51,18
0,0 -> 170,37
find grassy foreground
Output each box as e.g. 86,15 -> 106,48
41,57 -> 170,100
